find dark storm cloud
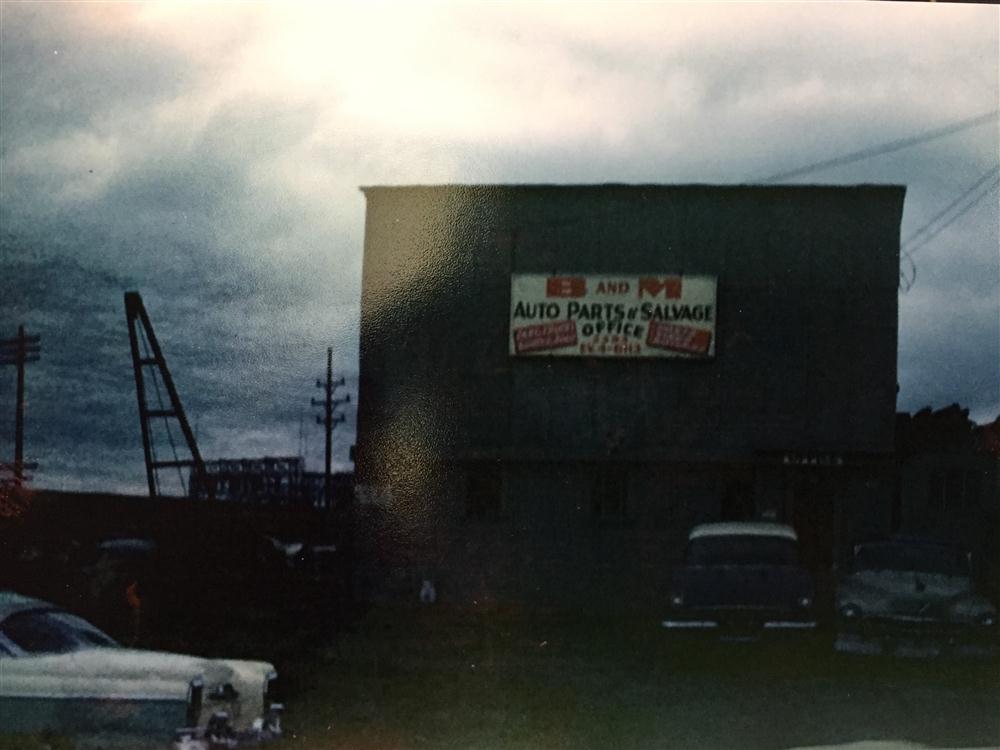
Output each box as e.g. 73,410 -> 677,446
2,10 -> 355,320
1,3 -> 347,293
898,200 -> 1000,423
1,3 -> 997,491
0,238 -> 358,493
899,306 -> 999,423
0,8 -> 359,490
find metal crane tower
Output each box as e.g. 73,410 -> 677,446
124,291 -> 212,499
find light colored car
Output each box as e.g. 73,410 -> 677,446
663,521 -> 817,639
0,591 -> 283,747
835,538 -> 997,657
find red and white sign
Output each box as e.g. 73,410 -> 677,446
646,320 -> 713,355
513,320 -> 578,354
509,273 -> 716,358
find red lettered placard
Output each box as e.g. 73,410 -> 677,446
513,320 -> 578,353
645,321 -> 712,355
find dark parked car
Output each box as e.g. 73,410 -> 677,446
77,532 -> 329,652
835,537 -> 997,657
663,522 -> 817,640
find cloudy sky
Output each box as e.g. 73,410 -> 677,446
1,2 -> 997,494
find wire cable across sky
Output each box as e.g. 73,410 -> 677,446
903,174 -> 1000,259
759,109 -> 998,183
901,167 -> 999,254
898,167 -> 999,292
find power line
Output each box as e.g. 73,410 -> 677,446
899,171 -> 999,292
759,109 -> 998,183
897,165 -> 999,292
901,167 -> 999,253
903,175 -> 999,258
901,167 -> 1000,261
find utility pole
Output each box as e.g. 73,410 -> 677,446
0,325 -> 41,486
312,347 -> 349,507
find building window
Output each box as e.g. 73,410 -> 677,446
593,468 -> 628,521
466,464 -> 502,520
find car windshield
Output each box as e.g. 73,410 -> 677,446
686,535 -> 799,566
854,543 -> 969,576
1,610 -> 119,654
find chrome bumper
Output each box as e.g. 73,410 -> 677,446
662,609 -> 817,631
662,619 -> 816,630
835,619 -> 997,657
174,703 -> 283,749
661,619 -> 719,629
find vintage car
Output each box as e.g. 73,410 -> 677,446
73,532 -> 327,651
0,591 -> 283,747
662,521 -> 817,638
834,537 -> 997,657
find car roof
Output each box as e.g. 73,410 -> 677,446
0,591 -> 54,623
689,522 -> 798,541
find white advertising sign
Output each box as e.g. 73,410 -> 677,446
509,274 -> 717,358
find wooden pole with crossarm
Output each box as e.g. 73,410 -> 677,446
0,325 -> 41,484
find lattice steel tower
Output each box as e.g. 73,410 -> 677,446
124,291 -> 212,499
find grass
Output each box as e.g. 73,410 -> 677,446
3,735 -> 75,750
8,606 -> 1000,749
269,606 -> 1000,750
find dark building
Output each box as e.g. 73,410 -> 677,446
355,184 -> 906,610
895,406 -> 1000,594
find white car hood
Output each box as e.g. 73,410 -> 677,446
1,647 -> 269,702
